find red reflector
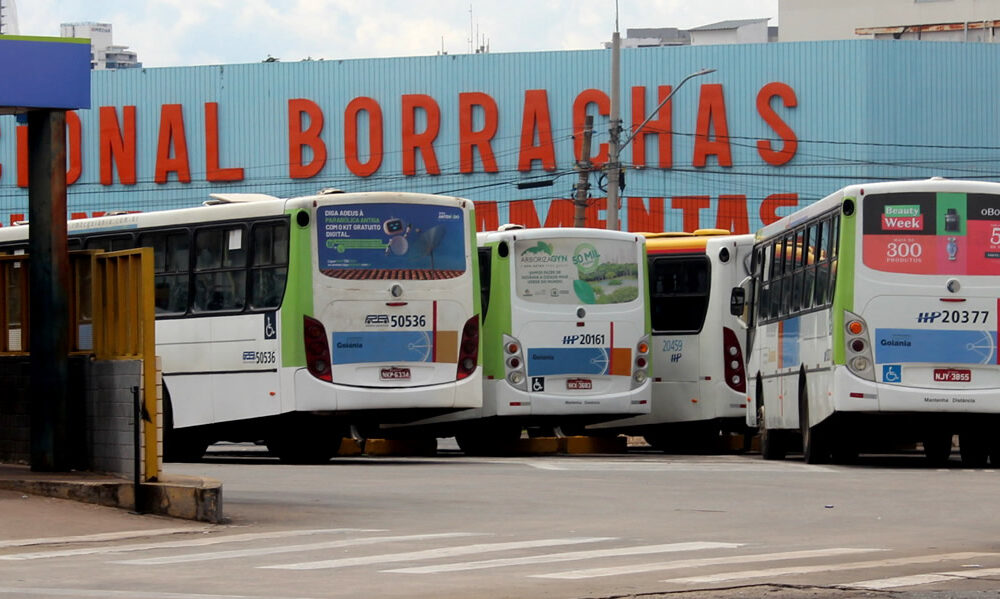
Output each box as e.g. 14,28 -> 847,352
940,298 -> 966,302
654,377 -> 662,382
704,376 -> 711,381
849,392 -> 865,398
386,301 -> 408,306
509,402 -> 522,406
577,322 -> 585,327
487,375 -> 494,379
639,400 -> 648,404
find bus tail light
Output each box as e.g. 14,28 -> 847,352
632,335 -> 651,388
303,315 -> 332,382
456,315 -> 480,380
503,333 -> 527,390
844,310 -> 875,382
723,327 -> 746,393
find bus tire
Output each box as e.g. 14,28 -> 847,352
799,381 -> 830,465
922,433 -> 953,466
266,415 -> 343,464
959,431 -> 989,468
163,387 -> 210,462
757,382 -> 786,461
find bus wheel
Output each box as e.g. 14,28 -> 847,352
757,390 -> 786,461
959,431 -> 990,468
922,433 -> 953,466
163,389 -> 210,462
266,416 -> 343,464
799,384 -> 830,465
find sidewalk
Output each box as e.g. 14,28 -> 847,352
0,463 -> 223,523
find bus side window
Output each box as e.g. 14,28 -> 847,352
194,227 -> 247,312
138,230 -> 190,315
249,221 -> 289,310
478,247 -> 491,320
85,234 -> 134,252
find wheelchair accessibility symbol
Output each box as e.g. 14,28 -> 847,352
882,364 -> 901,383
531,377 -> 545,392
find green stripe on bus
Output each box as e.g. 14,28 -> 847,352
831,198 -> 856,365
281,208 -> 314,368
482,241 -> 513,380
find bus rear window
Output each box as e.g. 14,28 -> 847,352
316,203 -> 467,280
862,191 -> 1000,275
513,237 -> 640,305
650,255 -> 709,333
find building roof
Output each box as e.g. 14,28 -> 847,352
689,18 -> 770,31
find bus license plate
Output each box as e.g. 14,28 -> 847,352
566,378 -> 592,390
380,367 -> 411,381
933,369 -> 971,383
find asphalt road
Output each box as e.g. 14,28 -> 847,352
2,443 -> 999,599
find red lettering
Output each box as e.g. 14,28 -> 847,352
474,200 -> 499,232
716,195 -> 750,234
692,84 -> 732,168
756,82 -> 798,166
66,111 -> 82,185
344,97 -> 383,177
99,105 -> 137,185
672,196 -> 710,232
584,197 -> 608,229
630,86 -> 672,169
401,94 -> 441,176
288,98 -> 326,179
627,197 -> 665,232
509,199 -> 542,228
154,104 -> 191,184
544,199 -> 576,227
9,214 -> 24,226
572,89 -> 609,166
761,193 -> 799,225
459,92 -> 498,173
16,125 -> 26,187
205,102 -> 244,182
517,90 -> 556,172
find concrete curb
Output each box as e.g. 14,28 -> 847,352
0,464 -> 223,523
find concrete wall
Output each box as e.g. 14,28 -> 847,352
0,357 -> 146,477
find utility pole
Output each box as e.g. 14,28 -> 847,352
604,26 -> 716,230
606,31 -> 623,231
573,115 -> 594,227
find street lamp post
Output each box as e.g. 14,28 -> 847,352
604,53 -> 717,230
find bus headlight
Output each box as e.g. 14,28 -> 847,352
633,370 -> 647,384
508,371 -> 525,385
850,356 -> 870,372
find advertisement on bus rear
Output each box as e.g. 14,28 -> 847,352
513,237 -> 640,305
862,192 -> 1000,275
317,203 -> 466,279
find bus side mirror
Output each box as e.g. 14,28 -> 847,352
730,287 -> 746,316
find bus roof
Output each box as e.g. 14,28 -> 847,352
642,229 -> 733,254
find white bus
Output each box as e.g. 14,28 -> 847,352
400,226 -> 651,452
734,178 -> 1000,466
592,230 -> 754,450
0,190 -> 482,463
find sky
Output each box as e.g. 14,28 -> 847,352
10,0 -> 779,68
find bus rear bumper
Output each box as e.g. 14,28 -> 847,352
833,367 -> 1000,414
292,368 -> 483,412
493,380 -> 651,417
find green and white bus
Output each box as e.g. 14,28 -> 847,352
402,226 -> 651,451
0,190 -> 482,463
734,178 -> 1000,465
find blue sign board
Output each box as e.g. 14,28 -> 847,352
0,36 -> 91,111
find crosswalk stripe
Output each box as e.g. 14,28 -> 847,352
846,566 -> 1000,590
0,528 -> 383,561
661,552 -> 997,585
386,542 -> 744,575
114,533 -> 484,565
0,527 -> 211,549
262,537 -> 616,570
0,587 -> 315,598
534,547 -> 881,580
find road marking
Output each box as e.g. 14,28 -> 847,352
0,588 -> 316,598
846,566 -> 1000,590
114,533 -> 484,565
0,528 -> 383,561
0,527 -> 211,549
263,537 -> 616,570
387,542 -> 744,574
661,552 -> 996,585
535,547 -> 883,580
500,459 -> 834,473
